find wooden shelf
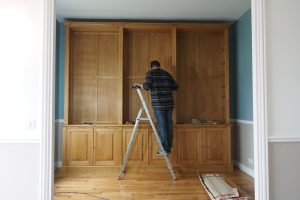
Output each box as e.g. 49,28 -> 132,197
63,21 -> 231,169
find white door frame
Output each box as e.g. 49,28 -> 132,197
40,0 -> 269,199
251,0 -> 269,199
40,0 -> 55,199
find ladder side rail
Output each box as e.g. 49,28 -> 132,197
118,108 -> 143,180
136,88 -> 177,180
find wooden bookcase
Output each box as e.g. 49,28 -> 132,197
62,22 -> 232,170
177,29 -> 229,123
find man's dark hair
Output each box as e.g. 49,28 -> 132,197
150,60 -> 160,68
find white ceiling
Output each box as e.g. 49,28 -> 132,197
56,0 -> 251,21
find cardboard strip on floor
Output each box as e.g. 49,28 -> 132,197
198,172 -> 248,200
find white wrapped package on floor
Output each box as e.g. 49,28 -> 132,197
198,173 -> 240,200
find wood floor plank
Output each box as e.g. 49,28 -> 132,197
54,167 -> 254,200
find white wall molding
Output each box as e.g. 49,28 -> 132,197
40,0 -> 55,199
269,136 -> 300,143
55,119 -> 64,123
56,16 -> 65,23
0,139 -> 40,144
233,160 -> 254,178
252,0 -> 269,199
231,119 -> 253,125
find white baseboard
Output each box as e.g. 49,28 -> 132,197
233,160 -> 254,178
55,161 -> 62,169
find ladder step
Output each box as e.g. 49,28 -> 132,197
137,118 -> 149,121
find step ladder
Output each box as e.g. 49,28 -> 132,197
118,83 -> 176,181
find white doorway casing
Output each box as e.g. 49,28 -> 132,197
251,0 -> 269,200
41,0 -> 269,200
40,0 -> 55,199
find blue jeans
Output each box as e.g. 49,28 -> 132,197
154,109 -> 173,153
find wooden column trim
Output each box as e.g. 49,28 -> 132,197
223,27 -> 230,124
172,27 -> 177,123
64,23 -> 70,125
119,25 -> 124,125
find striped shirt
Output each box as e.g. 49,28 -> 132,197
143,68 -> 178,110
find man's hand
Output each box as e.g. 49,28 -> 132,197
132,83 -> 143,89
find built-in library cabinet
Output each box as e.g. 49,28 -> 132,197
62,21 -> 232,171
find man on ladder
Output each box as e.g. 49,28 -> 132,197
118,60 -> 178,180
143,60 -> 178,156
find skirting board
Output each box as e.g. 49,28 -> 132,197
233,160 -> 254,178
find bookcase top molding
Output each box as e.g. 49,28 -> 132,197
64,21 -> 230,32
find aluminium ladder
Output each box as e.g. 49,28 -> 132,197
118,83 -> 176,180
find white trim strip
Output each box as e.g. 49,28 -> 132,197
0,139 -> 40,144
252,0 -> 269,199
233,161 -> 254,178
40,0 -> 55,199
56,16 -> 65,23
269,136 -> 300,143
55,119 -> 64,123
231,119 -> 253,125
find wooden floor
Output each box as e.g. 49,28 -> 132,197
54,166 -> 254,200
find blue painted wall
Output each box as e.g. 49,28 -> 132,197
230,9 -> 253,121
55,21 -> 65,120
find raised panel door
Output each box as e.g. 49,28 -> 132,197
177,127 -> 202,165
122,127 -> 148,165
202,127 -> 229,164
94,127 -> 122,166
66,127 -> 93,166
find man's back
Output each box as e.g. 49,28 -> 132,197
143,68 -> 178,110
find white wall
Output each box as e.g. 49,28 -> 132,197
0,144 -> 40,200
266,0 -> 300,139
0,0 -> 45,199
269,143 -> 300,199
0,0 -> 43,141
232,122 -> 254,177
266,0 -> 300,199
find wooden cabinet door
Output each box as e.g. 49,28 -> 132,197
123,127 -> 148,165
94,127 -> 122,166
202,127 -> 230,164
148,128 -> 178,165
66,127 -> 93,166
177,128 -> 202,165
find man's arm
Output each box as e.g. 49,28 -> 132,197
170,77 -> 178,90
143,72 -> 152,90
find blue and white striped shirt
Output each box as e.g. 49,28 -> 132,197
143,68 -> 178,110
